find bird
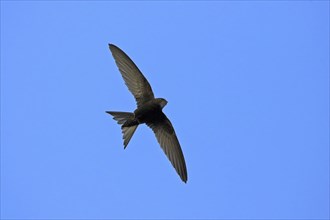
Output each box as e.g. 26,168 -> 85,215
106,44 -> 188,183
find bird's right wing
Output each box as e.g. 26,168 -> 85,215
147,113 -> 188,183
109,44 -> 155,108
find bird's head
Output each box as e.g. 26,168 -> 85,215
156,98 -> 168,109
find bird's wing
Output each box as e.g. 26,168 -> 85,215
109,44 -> 155,108
147,112 -> 188,183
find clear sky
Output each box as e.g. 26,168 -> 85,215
1,1 -> 329,219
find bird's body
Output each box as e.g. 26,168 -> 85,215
134,98 -> 167,124
106,44 -> 187,183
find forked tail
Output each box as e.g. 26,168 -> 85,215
106,111 -> 138,148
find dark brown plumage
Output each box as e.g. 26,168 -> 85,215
106,44 -> 188,183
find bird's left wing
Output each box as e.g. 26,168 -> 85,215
109,44 -> 155,108
147,113 -> 188,183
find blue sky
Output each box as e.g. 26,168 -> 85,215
1,1 -> 329,219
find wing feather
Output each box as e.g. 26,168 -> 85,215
147,113 -> 188,183
109,44 -> 155,107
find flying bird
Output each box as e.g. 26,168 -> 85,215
106,44 -> 188,183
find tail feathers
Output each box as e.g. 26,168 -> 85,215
106,111 -> 134,125
106,111 -> 138,148
122,125 -> 138,148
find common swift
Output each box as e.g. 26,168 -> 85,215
106,44 -> 188,183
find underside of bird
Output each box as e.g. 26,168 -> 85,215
106,43 -> 188,183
